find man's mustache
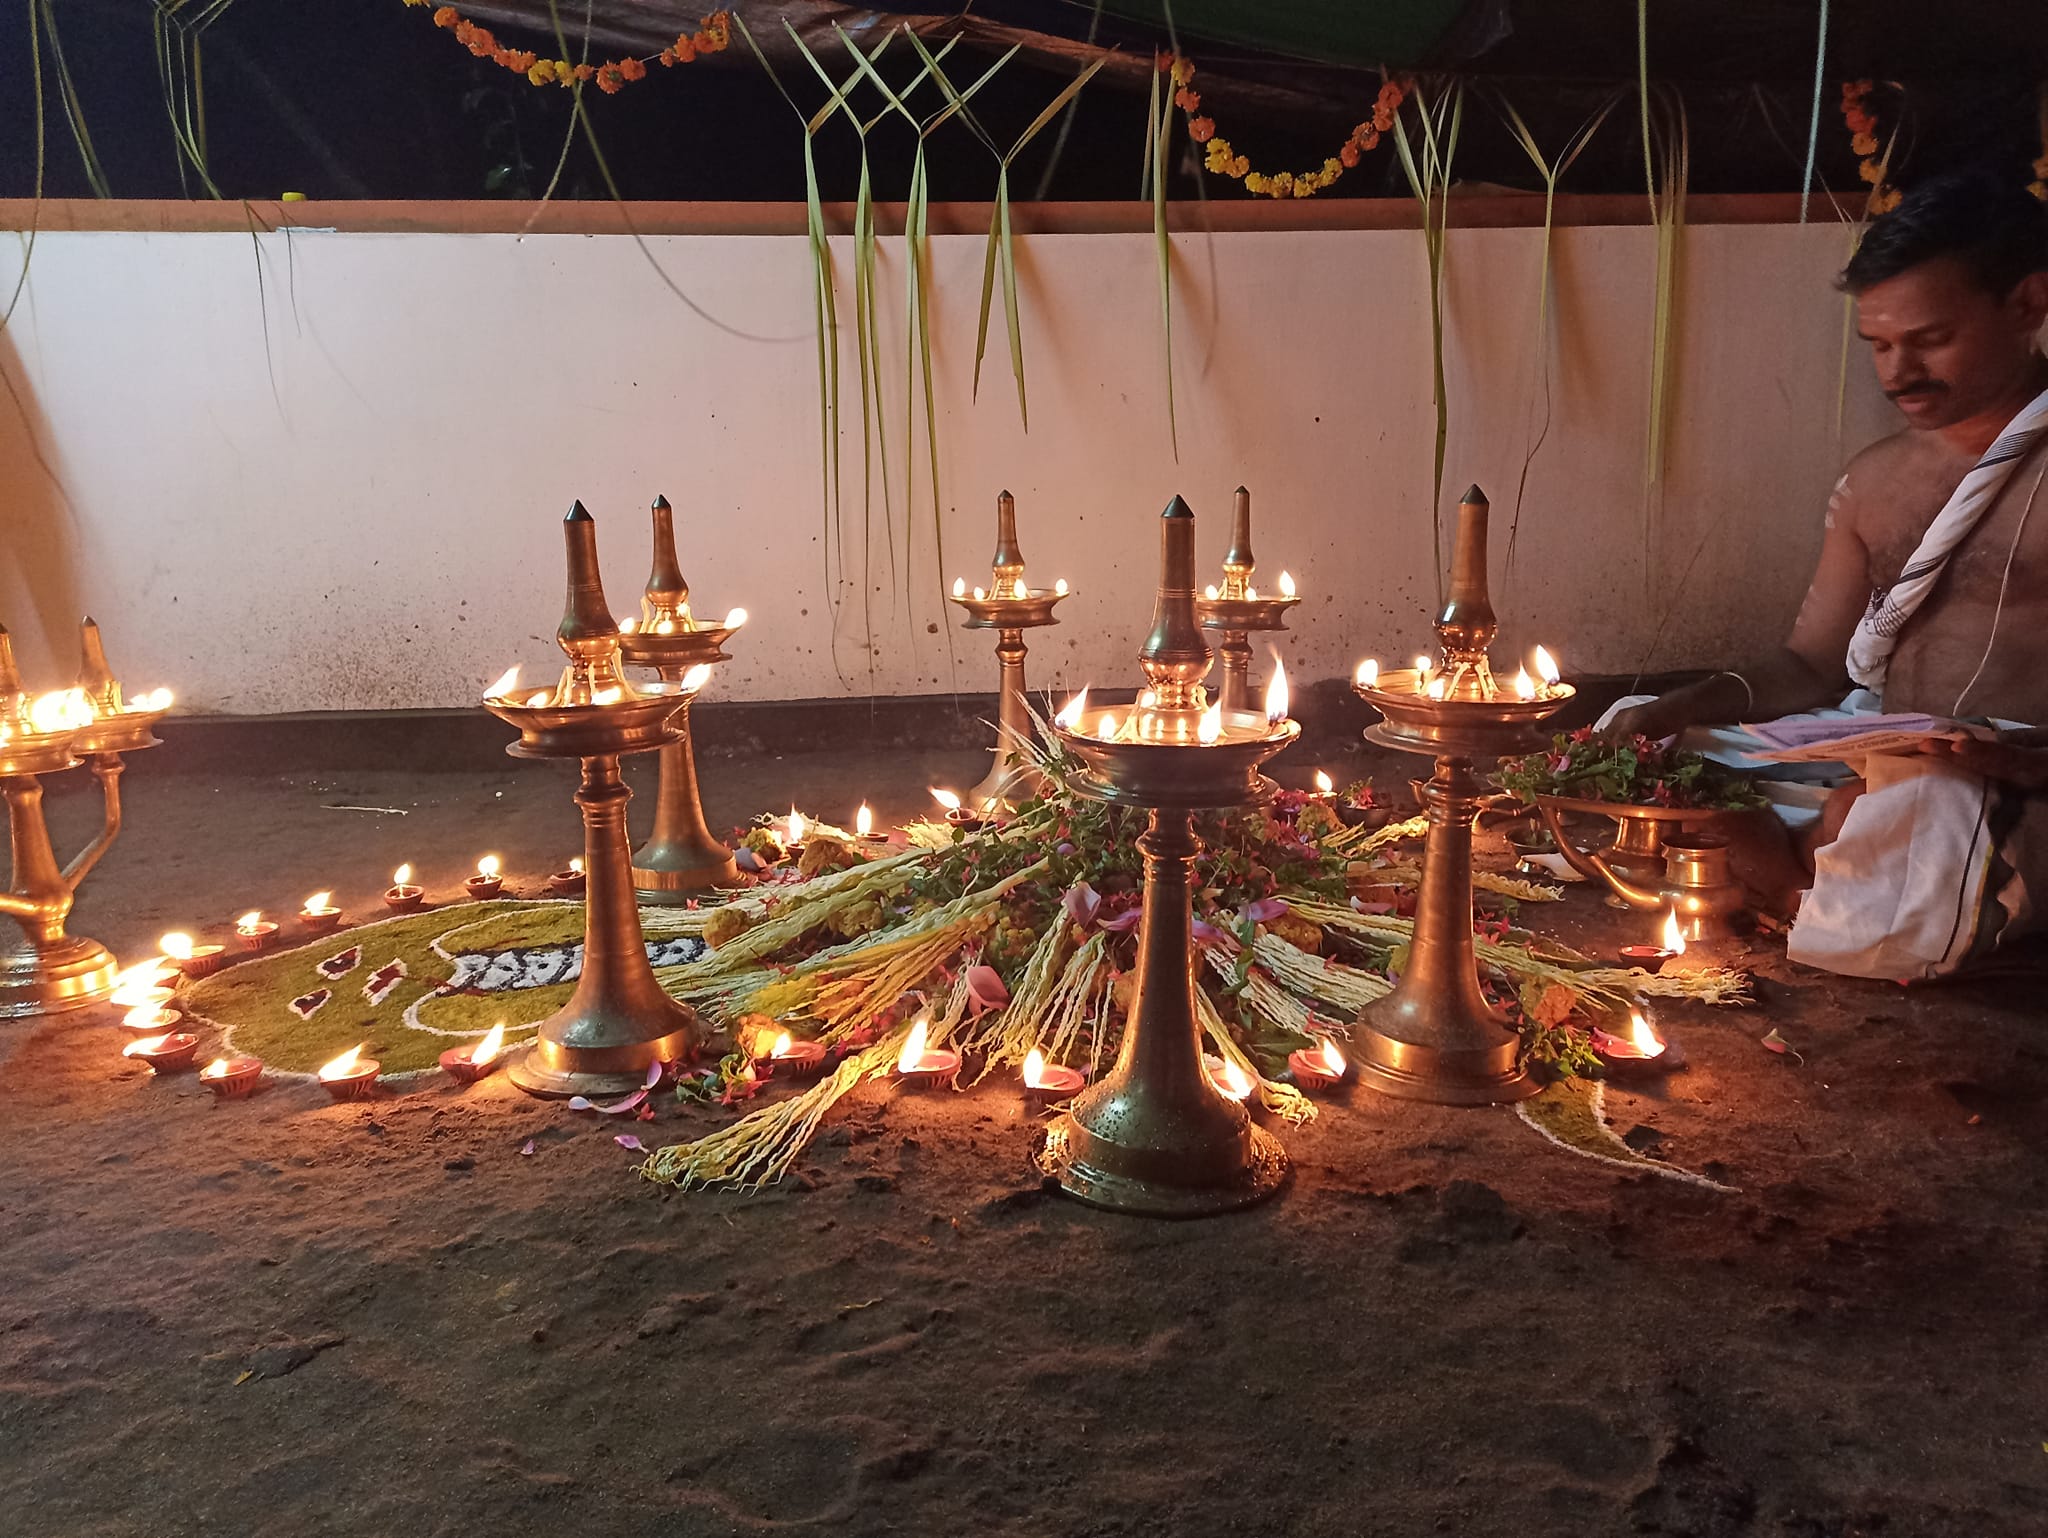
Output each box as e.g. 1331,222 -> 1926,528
1886,380 -> 1949,401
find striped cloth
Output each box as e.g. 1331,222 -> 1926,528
1845,385 -> 2048,692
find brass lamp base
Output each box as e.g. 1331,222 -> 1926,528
0,933 -> 117,1020
507,1018 -> 698,1100
1037,1112 -> 1288,1217
1353,996 -> 1535,1106
630,708 -> 741,902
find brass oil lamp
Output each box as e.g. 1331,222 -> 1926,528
482,503 -> 704,1098
0,619 -> 173,1017
1194,487 -> 1299,715
1349,486 -> 1573,1105
617,495 -> 746,900
947,491 -> 1070,811
1036,495 -> 1298,1215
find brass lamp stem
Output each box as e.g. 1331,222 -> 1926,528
969,626 -> 1040,809
632,688 -> 740,897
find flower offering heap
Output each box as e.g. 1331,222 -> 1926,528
616,494 -> 747,899
1349,485 -> 1572,1105
1036,495 -> 1299,1216
0,618 -> 174,1018
947,491 -> 1071,811
481,502 -> 706,1098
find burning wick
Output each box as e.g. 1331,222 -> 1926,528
1054,578 -> 1069,597
234,909 -> 279,952
782,809 -> 807,851
679,663 -> 713,695
1514,667 -> 1537,701
1278,570 -> 1296,598
1264,656 -> 1290,725
158,932 -> 193,962
724,607 -> 748,630
467,855 -> 504,900
200,1055 -> 264,1099
299,890 -> 342,933
619,618 -> 638,634
484,665 -> 520,702
1021,1047 -> 1085,1098
1620,908 -> 1688,971
894,1017 -> 961,1088
1413,656 -> 1434,694
1355,658 -> 1379,690
1206,1055 -> 1254,1101
855,803 -> 875,840
1425,675 -> 1448,701
1534,645 -> 1561,696
441,1021 -> 507,1084
952,577 -> 966,599
1198,701 -> 1223,744
1593,1010 -> 1671,1072
159,930 -> 224,978
122,1032 -> 200,1074
1288,1036 -> 1347,1089
756,1027 -> 828,1076
318,1043 -> 381,1102
1314,770 -> 1334,797
1097,713 -> 1119,742
929,787 -> 961,815
972,586 -> 987,602
1204,584 -> 1220,601
385,863 -> 423,912
1053,687 -> 1090,731
1246,587 -> 1259,601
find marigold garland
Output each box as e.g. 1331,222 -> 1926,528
401,1 -> 730,92
1839,79 -> 1901,215
1157,52 -> 1410,200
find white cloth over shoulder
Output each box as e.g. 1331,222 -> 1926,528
1844,385 -> 2048,692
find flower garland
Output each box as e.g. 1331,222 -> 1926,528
401,2 -> 730,93
1158,53 -> 1411,200
1839,79 -> 1901,215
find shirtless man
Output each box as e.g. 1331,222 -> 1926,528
1613,171 -> 2048,785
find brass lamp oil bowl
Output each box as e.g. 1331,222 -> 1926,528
948,491 -> 1070,811
1348,486 -> 1571,1106
616,494 -> 746,900
1,620 -> 173,1019
482,502 -> 704,1098
1035,495 -> 1297,1218
1194,486 -> 1300,717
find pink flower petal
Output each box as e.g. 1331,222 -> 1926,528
1098,908 -> 1142,933
1191,918 -> 1227,947
644,1060 -> 664,1090
567,1087 -> 650,1115
1061,881 -> 1102,929
1244,897 -> 1290,924
614,1134 -> 645,1152
965,964 -> 1010,1013
519,1139 -> 536,1157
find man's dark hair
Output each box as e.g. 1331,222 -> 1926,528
1838,170 -> 2048,296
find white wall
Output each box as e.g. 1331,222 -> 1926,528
0,217 -> 1894,713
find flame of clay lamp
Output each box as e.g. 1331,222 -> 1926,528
773,1030 -> 793,1059
1097,713 -> 1119,741
201,1058 -> 231,1080
122,1034 -> 173,1059
856,803 -> 874,838
319,1044 -> 366,1081
1315,770 -> 1333,794
1514,667 -> 1536,700
473,855 -> 498,880
392,864 -> 413,888
1024,1048 -> 1046,1089
1662,907 -> 1687,956
897,1017 -> 931,1074
570,858 -> 584,875
952,577 -> 966,598
236,911 -> 263,934
1264,656 -> 1289,724
159,932 -> 194,961
1534,645 -> 1560,692
724,607 -> 748,630
930,787 -> 962,814
472,1022 -> 507,1066
1629,1010 -> 1667,1058
1320,1037 -> 1347,1075
679,663 -> 713,694
786,809 -> 806,846
1054,579 -> 1069,597
1218,1059 -> 1253,1100
1356,658 -> 1379,689
1199,701 -> 1223,744
485,665 -> 520,701
1053,687 -> 1089,731
304,891 -> 333,914
1279,570 -> 1296,599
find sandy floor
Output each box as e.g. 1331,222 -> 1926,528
3,738 -> 2045,1537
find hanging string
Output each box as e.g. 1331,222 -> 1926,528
1798,0 -> 1830,222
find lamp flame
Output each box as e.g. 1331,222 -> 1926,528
122,1034 -> 174,1058
1355,658 -> 1378,689
619,618 -> 638,634
1097,713 -> 1119,741
1054,578 -> 1069,596
1661,907 -> 1687,955
303,891 -> 333,913
972,586 -> 986,602
29,689 -> 91,733
1314,770 -> 1333,794
772,1030 -> 793,1059
318,1043 -> 368,1081
1279,570 -> 1296,598
1217,1060 -> 1253,1100
236,911 -> 263,932
654,619 -> 675,635
137,688 -> 173,711
1319,1037 -> 1347,1075
484,666 -> 520,701
1053,687 -> 1089,731
1514,667 -> 1536,700
785,809 -> 806,846
929,787 -> 962,814
1534,645 -> 1560,687
1198,701 -> 1223,744
159,932 -> 194,961
1264,656 -> 1289,724
1023,1048 -> 1050,1089
897,1017 -> 931,1073
856,803 -> 874,838
678,663 -> 713,695
391,864 -> 414,888
471,1022 -> 506,1066
476,855 -> 501,879
1426,675 -> 1448,700
569,858 -> 584,875
951,577 -> 966,598
1204,584 -> 1220,601
201,1058 -> 232,1079
1628,1010 -> 1667,1059
723,607 -> 748,630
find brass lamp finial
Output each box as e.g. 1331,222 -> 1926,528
1436,485 -> 1497,673
557,502 -> 631,703
640,495 -> 692,628
991,490 -> 1026,588
77,617 -> 121,716
1139,496 -> 1212,713
1222,485 -> 1255,597
0,624 -> 25,718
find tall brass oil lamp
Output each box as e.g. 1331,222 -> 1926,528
0,619 -> 172,1018
1036,495 -> 1298,1215
947,491 -> 1070,810
1194,487 -> 1299,715
1349,486 -> 1572,1105
617,495 -> 746,900
483,503 -> 705,1098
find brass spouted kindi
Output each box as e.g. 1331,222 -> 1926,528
617,495 -> 745,900
482,503 -> 705,1098
1037,495 -> 1297,1216
1533,818 -> 1747,942
947,491 -> 1071,811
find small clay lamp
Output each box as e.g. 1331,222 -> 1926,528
1020,1048 -> 1086,1104
384,863 -> 424,912
893,1017 -> 960,1090
298,891 -> 344,934
548,858 -> 585,897
1590,1011 -> 1678,1077
466,855 -> 504,901
754,1027 -> 828,1078
122,1002 -> 182,1033
776,810 -> 807,862
123,1032 -> 200,1074
318,1043 -> 381,1102
235,911 -> 280,952
1619,909 -> 1686,973
1204,1052 -> 1255,1102
159,931 -> 225,980
439,1022 -> 507,1085
1287,1036 -> 1348,1090
929,787 -> 988,833
854,803 -> 891,852
200,1055 -> 264,1100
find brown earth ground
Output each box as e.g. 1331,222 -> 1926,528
2,728 -> 2045,1538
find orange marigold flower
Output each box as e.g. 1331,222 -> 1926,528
574,62 -> 595,81
673,34 -> 697,62
433,5 -> 459,27
597,65 -> 624,93
453,19 -> 477,43
1359,125 -> 1380,151
1169,57 -> 1195,88
1174,87 -> 1200,113
659,46 -> 677,66
527,60 -> 554,85
1189,116 -> 1216,144
1372,104 -> 1395,132
1858,159 -> 1883,184
619,56 -> 646,81
1339,141 -> 1360,168
1850,131 -> 1878,157
702,13 -> 730,50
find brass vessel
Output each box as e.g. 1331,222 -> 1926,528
483,503 -> 704,1097
1533,813 -> 1746,941
947,492 -> 1069,810
1350,486 -> 1570,1105
1194,487 -> 1299,716
617,495 -> 743,899
0,620 -> 171,1018
1038,495 -> 1297,1216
